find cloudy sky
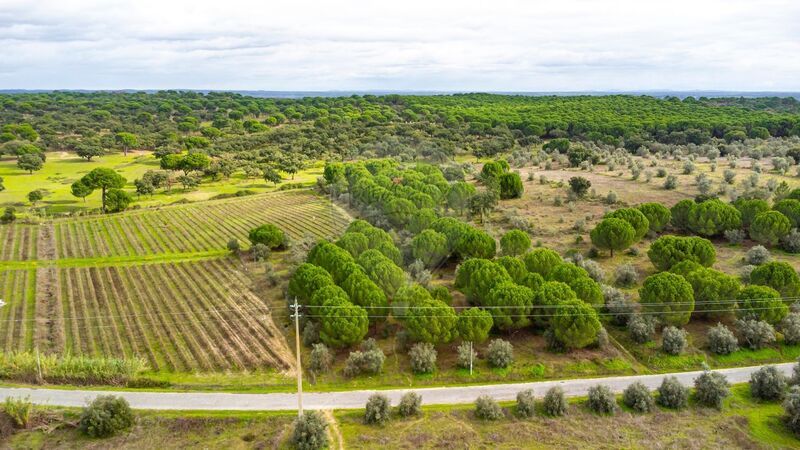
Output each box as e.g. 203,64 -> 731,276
1,0 -> 798,91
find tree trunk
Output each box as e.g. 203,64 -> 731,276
101,187 -> 106,213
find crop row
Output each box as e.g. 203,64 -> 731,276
0,225 -> 38,261
58,259 -> 294,372
0,269 -> 35,352
54,190 -> 349,259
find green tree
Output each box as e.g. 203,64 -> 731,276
550,299 -> 602,349
262,167 -> 282,186
670,199 -> 695,231
590,218 -> 636,256
248,223 -> 285,249
81,168 -> 127,213
75,143 -> 104,161
180,152 -> 211,175
336,232 -> 369,258
455,228 -> 496,260
408,208 -> 437,234
115,132 -> 138,156
486,282 -> 534,330
500,230 -> 531,256
750,211 -> 792,246
104,189 -> 132,213
637,202 -> 671,233
446,182 -> 476,214
70,179 -> 93,203
774,199 -> 800,228
734,198 -> 770,228
288,263 -> 334,304
456,307 -> 493,344
496,256 -> 528,284
498,172 -> 523,199
469,262 -> 512,303
17,153 -> 43,174
684,268 -> 740,317
318,298 -> 369,348
27,190 -> 42,206
605,208 -> 650,241
454,258 -> 494,295
750,261 -> 800,297
687,199 -> 742,237
639,272 -> 695,326
522,248 -> 562,278
384,197 -> 416,228
402,299 -> 458,344
647,235 -> 716,271
736,285 -> 788,324
160,153 -> 183,172
568,176 -> 591,197
411,229 -> 449,268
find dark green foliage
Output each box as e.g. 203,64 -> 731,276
568,176 -> 591,197
657,376 -> 689,409
623,381 -> 655,413
468,261 -> 512,303
736,285 -> 788,324
496,256 -> 528,284
79,167 -> 127,213
543,386 -> 568,416
288,263 -> 334,304
551,299 -> 602,349
402,299 -> 458,344
454,258 -> 493,295
411,229 -> 449,268
455,228 -> 496,260
456,307 -> 493,344
694,371 -> 730,409
587,385 -> 617,414
104,189 -> 132,213
750,365 -> 787,401
684,268 -> 740,317
734,198 -> 771,228
669,260 -> 704,277
670,199 -> 695,231
486,339 -> 514,368
687,199 -> 742,236
605,208 -> 650,241
498,172 -> 524,199
310,284 -> 349,308
750,261 -> 800,298
590,218 -> 636,256
364,394 -> 391,425
544,138 -> 570,153
78,395 -> 134,438
408,342 -> 437,374
474,395 -> 504,420
500,229 -> 531,256
336,232 -> 370,258
774,199 -> 800,228
291,411 -> 329,450
707,323 -> 739,355
486,282 -> 534,330
515,389 -> 537,418
397,392 -> 422,417
647,235 -> 716,271
750,211 -> 792,245
248,223 -> 285,249
446,182 -> 476,214
522,248 -> 562,278
318,298 -> 369,348
408,208 -> 437,234
639,272 -> 695,326
637,202 -> 671,233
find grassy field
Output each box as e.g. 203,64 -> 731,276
0,151 -> 325,214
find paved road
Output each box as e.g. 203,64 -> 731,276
0,363 -> 794,411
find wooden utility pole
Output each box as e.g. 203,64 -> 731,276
292,299 -> 303,417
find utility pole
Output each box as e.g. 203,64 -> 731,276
469,341 -> 473,376
291,298 -> 303,417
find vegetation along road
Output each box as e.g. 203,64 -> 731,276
0,362 -> 792,411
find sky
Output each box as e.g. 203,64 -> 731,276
0,0 -> 799,91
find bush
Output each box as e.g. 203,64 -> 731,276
516,389 -> 536,418
78,395 -> 134,438
750,211 -> 792,246
251,243 -> 270,262
661,326 -> 688,355
248,223 -> 285,249
694,371 -> 730,409
782,229 -> 800,253
724,229 -> 745,245
784,386 -> 800,435
736,319 -> 776,350
486,339 -> 514,368
647,235 -> 716,271
746,245 -> 771,265
750,365 -> 788,401
587,385 -> 617,414
397,392 -> 422,417
364,394 -> 391,425
2,397 -> 32,428
0,207 -> 15,224
628,314 -> 656,343
543,386 -> 568,416
707,323 -> 739,355
290,411 -> 329,450
226,238 -> 240,254
750,261 -> 800,298
623,381 -> 655,413
344,346 -> 385,377
474,395 -> 504,420
456,341 -> 477,369
308,343 -> 332,376
614,264 -> 638,287
500,229 -> 531,256
737,285 -> 788,324
637,202 -> 671,233
569,176 -> 591,197
782,313 -> 800,345
551,299 -> 602,349
604,286 -> 635,326
657,376 -> 689,409
409,342 -> 437,374
663,175 -> 678,190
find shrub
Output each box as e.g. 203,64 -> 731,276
782,313 -> 800,345
0,207 -> 15,224
344,346 -> 385,377
628,314 -> 656,343
736,319 -> 776,350
605,208 -> 650,241
750,211 -> 792,246
474,395 -> 504,420
500,229 -> 531,256
604,287 -> 636,326
781,228 -> 800,254
290,411 -> 329,450
614,264 -> 638,287
543,386 -> 568,416
750,365 -> 788,401
784,386 -> 800,435
308,343 -> 332,375
687,199 -> 742,236
409,342 -> 437,374
486,339 -> 514,368
587,385 -> 617,414
569,176 -> 591,197
623,381 -> 655,413
397,392 -> 422,417
456,307 -> 493,344
707,323 -> 739,355
694,371 -> 730,409
750,261 -> 800,297
499,172 -> 524,199
740,265 -> 756,283
657,376 -> 689,409
745,245 -> 771,265
647,235 -> 716,271
251,243 -> 271,262
248,223 -> 285,249
2,396 -> 32,428
226,238 -> 241,254
661,326 -> 688,355
364,394 -> 391,425
515,389 -> 536,418
724,229 -> 746,245
456,341 -> 477,369
550,299 -> 602,349
663,175 -> 678,190
637,202 -> 671,233
78,395 -> 134,437
736,285 -> 788,324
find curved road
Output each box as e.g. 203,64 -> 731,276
0,363 -> 794,411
